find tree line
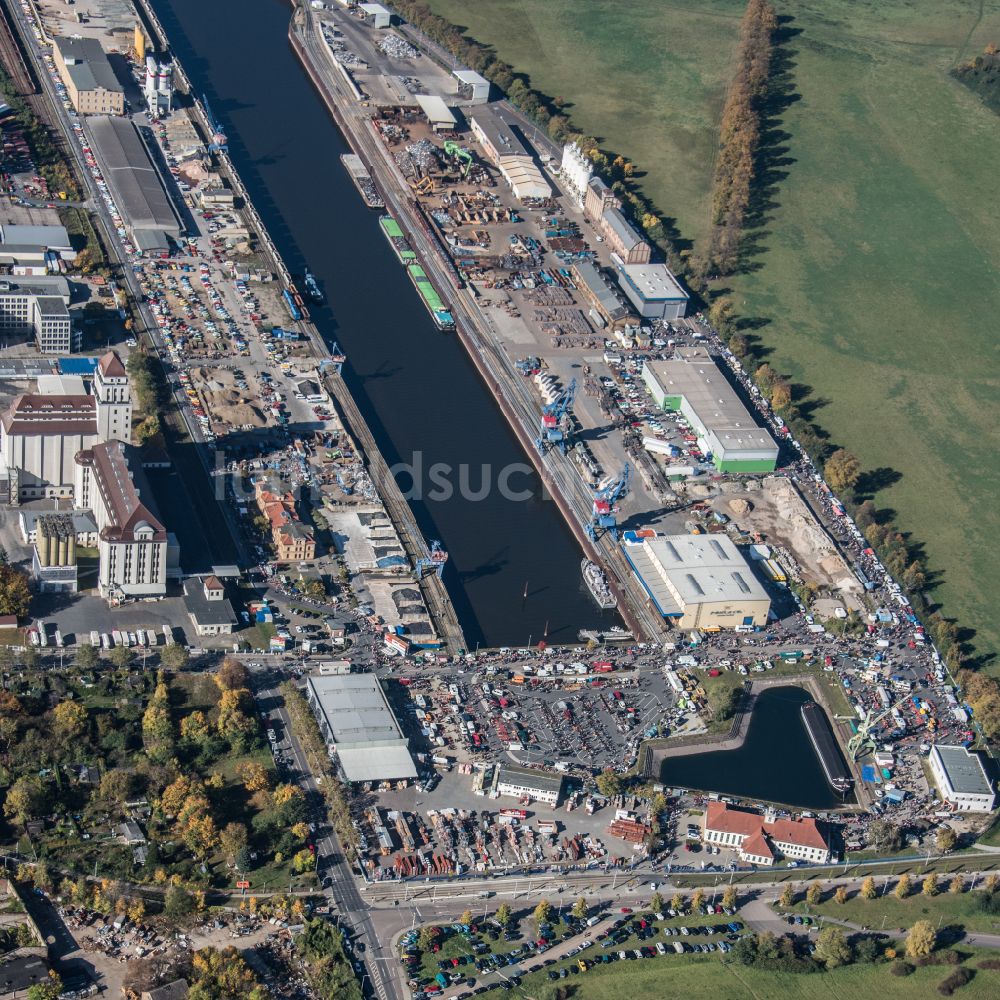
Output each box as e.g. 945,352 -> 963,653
702,0 -> 777,275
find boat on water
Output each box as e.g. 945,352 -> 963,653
340,153 -> 384,209
582,558 -> 617,610
379,214 -> 417,266
406,262 -> 454,330
303,269 -> 324,304
801,702 -> 854,795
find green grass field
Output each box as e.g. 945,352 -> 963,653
790,888 -> 1000,936
425,0 -> 1000,667
519,952 -> 1000,1000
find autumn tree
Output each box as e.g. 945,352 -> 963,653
824,449 -> 861,494
100,768 -> 135,804
0,565 -> 31,618
805,882 -> 823,905
595,772 -> 622,799
216,687 -> 256,747
109,645 -> 134,669
160,644 -> 190,670
495,903 -> 512,927
905,920 -> 936,959
180,710 -> 210,744
533,899 -> 552,929
860,876 -> 877,900
52,700 -> 88,741
722,885 -> 738,910
142,682 -> 174,763
3,776 -> 45,826
238,760 -> 271,793
949,874 -> 965,895
779,884 -> 795,908
922,874 -> 938,897
692,888 -> 705,912
75,644 -> 98,670
648,891 -> 663,915
895,873 -> 912,899
834,886 -> 848,904
219,822 -> 248,864
216,657 -> 248,691
459,909 -> 473,928
936,826 -> 957,853
814,926 -> 851,968
572,896 -> 589,919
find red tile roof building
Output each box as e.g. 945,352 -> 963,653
703,801 -> 831,866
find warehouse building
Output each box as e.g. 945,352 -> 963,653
469,109 -> 551,201
572,259 -> 630,328
493,763 -> 564,806
88,116 -> 182,253
52,36 -> 124,116
599,206 -> 650,264
305,674 -> 417,784
453,69 -> 490,105
613,259 -> 688,321
642,350 -> 778,473
414,95 -> 457,132
928,745 -> 995,812
622,533 -> 771,629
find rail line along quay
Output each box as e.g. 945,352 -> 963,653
286,3 -> 661,644
129,0 -> 469,653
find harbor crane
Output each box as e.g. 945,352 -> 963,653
836,695 -> 909,761
202,95 -> 228,153
416,540 -> 449,579
535,378 -> 576,456
443,140 -> 474,178
586,463 -> 631,542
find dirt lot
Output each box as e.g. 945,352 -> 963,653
717,477 -> 864,609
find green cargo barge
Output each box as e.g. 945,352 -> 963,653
406,263 -> 454,330
379,214 -> 417,265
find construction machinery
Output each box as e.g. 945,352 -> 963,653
586,464 -> 631,542
535,378 -> 576,456
411,175 -> 436,195
202,95 -> 228,153
443,140 -> 474,179
836,695 -> 908,761
416,540 -> 449,578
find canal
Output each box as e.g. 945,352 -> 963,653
661,686 -> 854,810
152,0 -> 619,647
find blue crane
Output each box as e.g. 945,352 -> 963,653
586,464 -> 631,542
534,377 -> 577,456
202,95 -> 228,153
416,540 -> 449,578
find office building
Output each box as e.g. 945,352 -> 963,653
52,36 -> 124,116
703,802 -> 831,866
622,533 -> 771,629
928,745 -> 996,812
0,277 -> 74,354
642,350 -> 779,473
494,763 -> 564,806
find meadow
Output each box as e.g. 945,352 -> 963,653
425,0 -> 1000,667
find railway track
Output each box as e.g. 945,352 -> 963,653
0,0 -> 37,95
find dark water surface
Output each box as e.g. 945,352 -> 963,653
661,686 -> 852,810
153,0 -> 620,646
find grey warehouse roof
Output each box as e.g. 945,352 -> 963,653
306,674 -> 416,783
471,108 -> 530,158
88,116 -> 181,239
602,206 -> 645,251
0,224 -> 72,249
497,764 -> 565,794
54,36 -> 123,95
933,745 -> 993,795
573,260 -> 628,321
627,534 -> 769,612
